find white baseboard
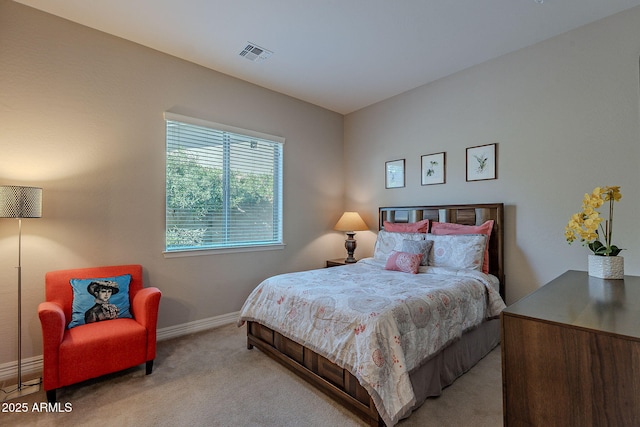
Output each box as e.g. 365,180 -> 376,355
0,311 -> 240,383
0,355 -> 43,385
156,311 -> 239,341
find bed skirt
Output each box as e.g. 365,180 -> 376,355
406,317 -> 500,417
246,318 -> 500,426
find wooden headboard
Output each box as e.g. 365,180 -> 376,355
379,203 -> 504,298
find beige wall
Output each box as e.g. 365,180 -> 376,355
3,0 -> 640,368
345,7 -> 640,304
0,1 -> 345,365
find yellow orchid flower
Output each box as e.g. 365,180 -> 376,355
589,195 -> 604,208
603,186 -> 622,201
565,185 -> 622,256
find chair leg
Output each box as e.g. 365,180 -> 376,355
146,360 -> 154,375
46,389 -> 56,403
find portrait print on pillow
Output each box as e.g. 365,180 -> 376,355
85,280 -> 121,323
68,274 -> 132,329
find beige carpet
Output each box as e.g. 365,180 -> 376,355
1,324 -> 503,426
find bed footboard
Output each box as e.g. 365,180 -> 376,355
246,321 -> 383,426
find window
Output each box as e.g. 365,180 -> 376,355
164,112 -> 284,255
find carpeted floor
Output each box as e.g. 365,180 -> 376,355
1,323 -> 503,426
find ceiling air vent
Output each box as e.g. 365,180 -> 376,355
239,43 -> 273,62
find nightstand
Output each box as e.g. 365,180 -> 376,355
326,258 -> 354,267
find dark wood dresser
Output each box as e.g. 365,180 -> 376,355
501,270 -> 640,427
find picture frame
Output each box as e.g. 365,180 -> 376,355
385,159 -> 405,189
421,152 -> 446,185
466,143 -> 497,181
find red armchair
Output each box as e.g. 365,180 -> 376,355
38,265 -> 161,402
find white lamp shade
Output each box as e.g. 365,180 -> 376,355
0,186 -> 43,218
334,212 -> 368,232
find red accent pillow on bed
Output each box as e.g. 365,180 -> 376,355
383,219 -> 429,233
430,220 -> 494,274
384,251 -> 423,274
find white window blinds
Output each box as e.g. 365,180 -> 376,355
164,113 -> 284,253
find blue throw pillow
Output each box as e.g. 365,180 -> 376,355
68,274 -> 132,329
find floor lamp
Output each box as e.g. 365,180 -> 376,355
0,185 -> 42,401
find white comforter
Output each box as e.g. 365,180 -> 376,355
238,258 -> 506,426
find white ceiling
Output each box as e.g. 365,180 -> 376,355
15,0 -> 640,114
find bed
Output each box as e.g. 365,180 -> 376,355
238,203 -> 505,426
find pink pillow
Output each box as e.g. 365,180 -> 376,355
431,220 -> 494,274
384,251 -> 423,274
383,219 -> 429,233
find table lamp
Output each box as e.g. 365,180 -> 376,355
334,212 -> 368,263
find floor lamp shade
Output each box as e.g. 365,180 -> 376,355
334,212 -> 368,263
0,186 -> 42,218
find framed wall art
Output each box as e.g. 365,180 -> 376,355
421,152 -> 446,185
466,143 -> 497,182
385,159 -> 405,189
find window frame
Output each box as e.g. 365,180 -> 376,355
163,112 -> 285,257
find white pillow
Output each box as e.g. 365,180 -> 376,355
425,234 -> 487,271
373,230 -> 425,262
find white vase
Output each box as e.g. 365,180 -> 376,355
588,254 -> 624,280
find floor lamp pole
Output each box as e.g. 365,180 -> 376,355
17,218 -> 23,392
1,219 -> 41,401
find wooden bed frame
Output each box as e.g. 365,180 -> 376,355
379,203 -> 505,297
246,203 -> 504,426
